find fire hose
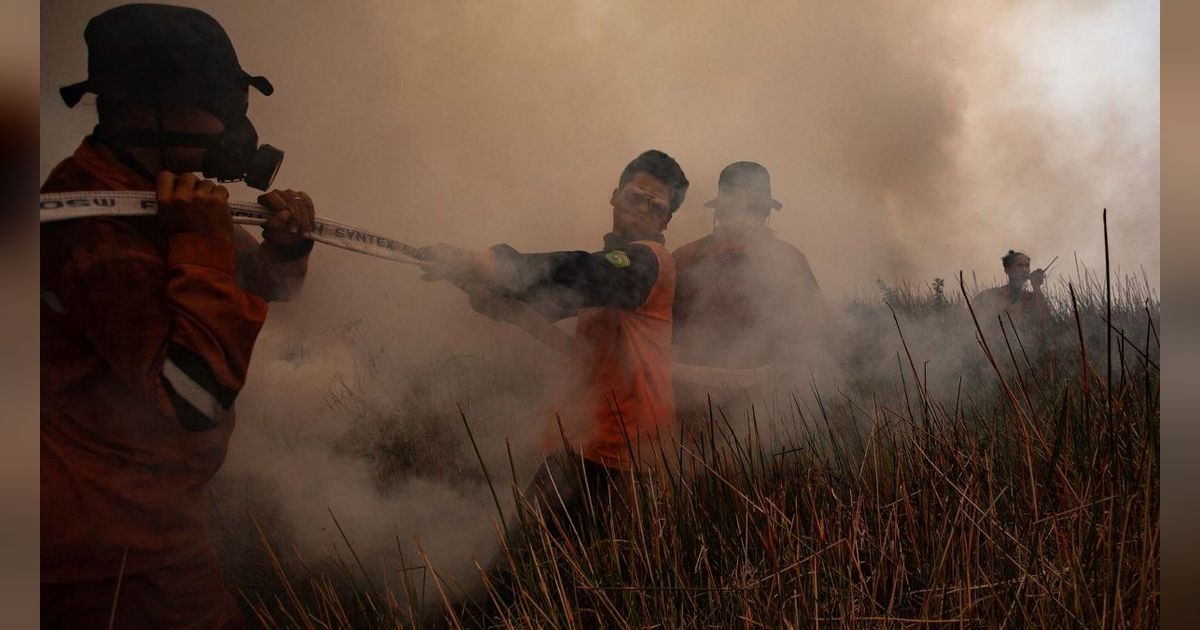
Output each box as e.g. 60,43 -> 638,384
40,190 -> 774,387
39,190 -> 426,265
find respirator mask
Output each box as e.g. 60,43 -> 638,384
95,93 -> 284,191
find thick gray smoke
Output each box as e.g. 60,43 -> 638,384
40,0 -> 1158,603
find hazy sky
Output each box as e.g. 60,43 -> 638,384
41,0 -> 1159,309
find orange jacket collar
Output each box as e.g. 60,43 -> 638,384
72,138 -> 156,191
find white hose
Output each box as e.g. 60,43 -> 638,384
40,190 -> 425,266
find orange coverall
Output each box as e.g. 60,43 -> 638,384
41,139 -> 266,628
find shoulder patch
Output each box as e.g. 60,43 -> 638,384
605,250 -> 632,268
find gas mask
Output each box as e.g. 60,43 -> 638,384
198,115 -> 283,190
94,96 -> 284,191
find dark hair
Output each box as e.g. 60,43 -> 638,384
618,149 -> 689,212
1001,250 -> 1028,269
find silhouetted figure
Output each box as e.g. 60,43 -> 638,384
42,5 -> 318,627
418,150 -> 691,617
673,161 -> 828,370
972,250 -> 1052,329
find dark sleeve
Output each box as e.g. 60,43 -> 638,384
487,243 -> 659,318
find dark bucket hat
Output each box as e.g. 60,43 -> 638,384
703,161 -> 783,211
60,3 -> 273,108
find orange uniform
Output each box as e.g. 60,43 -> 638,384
570,240 -> 675,469
41,140 -> 266,623
485,235 -> 676,470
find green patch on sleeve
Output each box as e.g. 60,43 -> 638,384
605,250 -> 632,268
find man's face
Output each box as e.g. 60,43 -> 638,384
1006,255 -> 1031,283
610,171 -> 674,241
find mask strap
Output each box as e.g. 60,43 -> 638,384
90,98 -> 234,183
95,125 -> 220,149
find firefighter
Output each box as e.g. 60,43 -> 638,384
672,161 -> 828,372
41,5 -> 316,627
972,250 -> 1052,328
418,149 -> 689,539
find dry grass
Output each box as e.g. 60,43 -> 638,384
221,267 -> 1159,628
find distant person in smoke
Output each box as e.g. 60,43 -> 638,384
41,5 -> 317,627
971,250 -> 1052,329
670,161 -> 828,419
418,149 -> 688,547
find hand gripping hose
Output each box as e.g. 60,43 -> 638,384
39,190 -> 426,265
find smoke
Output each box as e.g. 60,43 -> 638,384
40,0 -> 1157,606
42,1 -> 1159,290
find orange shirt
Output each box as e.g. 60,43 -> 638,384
492,235 -> 677,471
568,240 -> 676,470
41,140 -> 268,581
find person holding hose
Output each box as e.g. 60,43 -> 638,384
418,150 -> 689,545
41,5 -> 317,626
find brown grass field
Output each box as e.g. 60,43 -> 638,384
211,262 -> 1159,628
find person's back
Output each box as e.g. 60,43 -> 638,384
674,220 -> 824,368
673,161 -> 827,370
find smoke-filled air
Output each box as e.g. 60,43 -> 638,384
40,0 -> 1159,626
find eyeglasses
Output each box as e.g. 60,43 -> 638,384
621,185 -> 672,218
